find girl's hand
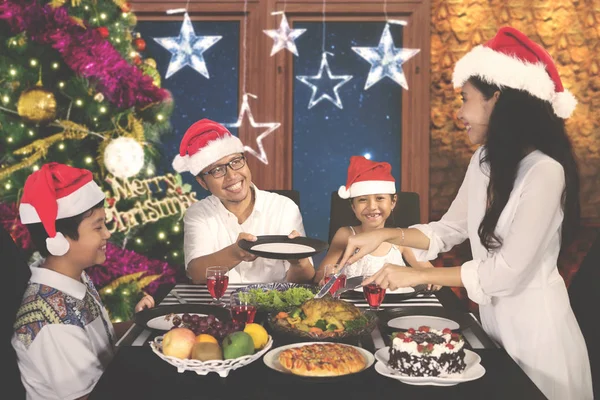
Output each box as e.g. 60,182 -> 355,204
135,294 -> 155,313
362,263 -> 423,291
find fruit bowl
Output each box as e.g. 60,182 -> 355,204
150,335 -> 273,377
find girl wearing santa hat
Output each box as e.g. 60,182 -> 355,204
340,27 -> 592,399
314,155 -> 439,291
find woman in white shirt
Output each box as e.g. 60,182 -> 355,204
340,27 -> 593,400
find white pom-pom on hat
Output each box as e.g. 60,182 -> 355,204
172,154 -> 189,173
552,90 -> 577,119
338,186 -> 351,199
46,232 -> 70,256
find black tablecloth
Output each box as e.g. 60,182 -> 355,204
90,346 -> 545,400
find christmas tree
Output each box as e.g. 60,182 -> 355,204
0,0 -> 186,321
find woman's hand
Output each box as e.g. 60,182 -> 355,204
338,230 -> 388,267
362,264 -> 423,291
135,293 -> 155,313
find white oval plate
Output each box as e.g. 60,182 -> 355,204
251,243 -> 315,254
374,347 -> 485,386
147,313 -> 218,331
387,315 -> 460,331
263,342 -> 375,377
353,286 -> 415,294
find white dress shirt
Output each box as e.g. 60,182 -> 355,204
12,263 -> 115,400
412,147 -> 592,400
184,186 -> 309,283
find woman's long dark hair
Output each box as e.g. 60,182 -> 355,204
469,76 -> 580,251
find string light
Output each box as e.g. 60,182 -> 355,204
52,62 -> 59,69
113,318 -> 122,323
363,152 -> 372,159
99,106 -> 107,113
104,288 -> 113,294
121,289 -> 130,296
9,69 -> 16,76
173,251 -> 179,257
30,59 -> 38,67
173,225 -> 180,232
85,156 -> 93,164
158,232 -> 166,240
7,137 -> 13,143
58,81 -> 65,88
20,123 -> 25,128
156,114 -> 164,121
75,99 -> 83,106
2,96 -> 9,103
122,13 -> 129,18
32,165 -> 39,171
146,167 -> 154,175
100,13 -> 107,20
28,130 -> 34,136
135,238 -> 142,244
91,17 -> 97,23
58,143 -> 65,150
115,38 -> 121,43
5,183 -> 12,190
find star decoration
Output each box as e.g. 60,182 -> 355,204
296,52 -> 353,109
153,12 -> 222,79
263,14 -> 306,56
352,23 -> 420,90
222,94 -> 281,165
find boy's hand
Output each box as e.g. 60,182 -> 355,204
135,294 -> 155,313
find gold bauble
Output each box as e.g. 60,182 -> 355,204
141,64 -> 161,87
17,87 -> 57,124
144,58 -> 157,69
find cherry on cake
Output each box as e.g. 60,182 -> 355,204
388,326 -> 467,377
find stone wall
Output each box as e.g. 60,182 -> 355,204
430,0 -> 600,221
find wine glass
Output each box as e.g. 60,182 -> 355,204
322,264 -> 347,299
362,276 -> 386,311
230,292 -> 257,324
206,266 -> 229,306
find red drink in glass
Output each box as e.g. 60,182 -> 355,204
207,275 -> 229,300
363,283 -> 386,310
324,274 -> 347,296
231,304 -> 257,324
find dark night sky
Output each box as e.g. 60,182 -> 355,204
138,20 -> 407,266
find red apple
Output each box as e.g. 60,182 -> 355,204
162,328 -> 196,359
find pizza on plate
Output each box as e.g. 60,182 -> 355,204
278,343 -> 366,377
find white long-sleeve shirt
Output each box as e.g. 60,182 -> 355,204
413,147 -> 592,400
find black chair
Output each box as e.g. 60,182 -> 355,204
568,229 -> 600,399
328,191 -> 420,244
1,226 -> 30,399
268,189 -> 300,209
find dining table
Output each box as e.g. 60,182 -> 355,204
89,283 -> 547,400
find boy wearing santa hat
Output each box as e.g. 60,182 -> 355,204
173,119 -> 314,284
12,163 -> 154,399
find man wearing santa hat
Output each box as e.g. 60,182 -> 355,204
173,119 -> 315,284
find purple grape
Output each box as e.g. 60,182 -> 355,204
172,317 -> 182,327
182,313 -> 191,323
206,315 -> 216,325
191,314 -> 200,323
198,320 -> 208,329
199,326 -> 209,334
213,321 -> 223,330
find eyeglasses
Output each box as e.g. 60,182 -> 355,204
201,155 -> 246,179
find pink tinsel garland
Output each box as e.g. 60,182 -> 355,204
86,243 -> 181,296
0,0 -> 169,109
0,202 -> 33,251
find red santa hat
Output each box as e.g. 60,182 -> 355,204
172,119 -> 244,176
338,156 -> 396,199
19,163 -> 105,256
452,26 -> 577,119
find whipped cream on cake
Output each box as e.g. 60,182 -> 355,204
388,326 -> 467,377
